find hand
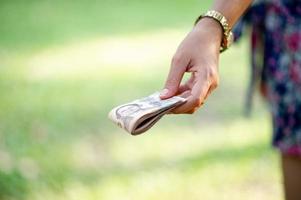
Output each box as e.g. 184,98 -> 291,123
160,18 -> 223,114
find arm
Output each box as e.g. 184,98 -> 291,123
212,0 -> 253,28
160,0 -> 253,114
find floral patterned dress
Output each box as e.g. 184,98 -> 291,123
234,0 -> 301,156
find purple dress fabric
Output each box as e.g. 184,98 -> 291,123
234,0 -> 301,156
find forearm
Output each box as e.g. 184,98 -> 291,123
193,0 -> 253,51
212,0 -> 253,28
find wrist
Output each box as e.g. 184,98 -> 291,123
194,10 -> 234,52
193,18 -> 223,49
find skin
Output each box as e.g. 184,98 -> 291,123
159,2 -> 301,199
160,0 -> 253,114
282,154 -> 301,200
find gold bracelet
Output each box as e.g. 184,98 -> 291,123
195,10 -> 233,52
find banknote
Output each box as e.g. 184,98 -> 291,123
108,92 -> 186,135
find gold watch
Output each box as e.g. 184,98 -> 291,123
195,10 -> 234,52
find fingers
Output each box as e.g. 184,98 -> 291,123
171,63 -> 219,114
182,84 -> 215,114
177,90 -> 191,99
166,90 -> 191,115
160,55 -> 189,99
171,69 -> 219,114
176,84 -> 190,96
171,78 -> 210,114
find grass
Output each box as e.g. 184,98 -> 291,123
0,0 -> 284,199
0,0 -> 210,50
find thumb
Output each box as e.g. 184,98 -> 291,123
160,56 -> 187,99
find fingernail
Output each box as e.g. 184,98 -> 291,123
160,89 -> 169,97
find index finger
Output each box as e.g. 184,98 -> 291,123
160,55 -> 189,99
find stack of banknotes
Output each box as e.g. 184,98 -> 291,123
108,92 -> 186,135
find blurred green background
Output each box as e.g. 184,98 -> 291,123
0,0 -> 283,199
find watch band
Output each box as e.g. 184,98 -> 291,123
195,10 -> 233,52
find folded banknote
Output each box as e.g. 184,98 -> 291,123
108,92 -> 186,135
